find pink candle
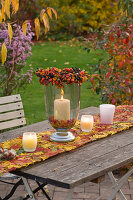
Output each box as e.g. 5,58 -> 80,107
100,104 -> 115,124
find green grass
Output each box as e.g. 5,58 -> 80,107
20,41 -> 107,125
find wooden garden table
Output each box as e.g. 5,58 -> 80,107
1,107 -> 133,200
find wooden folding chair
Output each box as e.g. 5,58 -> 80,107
0,94 -> 37,200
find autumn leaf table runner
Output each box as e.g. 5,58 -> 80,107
0,105 -> 133,176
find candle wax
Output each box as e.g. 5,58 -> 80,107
81,120 -> 93,130
81,115 -> 93,132
54,98 -> 70,121
22,132 -> 37,152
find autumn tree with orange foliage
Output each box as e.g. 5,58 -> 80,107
90,1 -> 133,105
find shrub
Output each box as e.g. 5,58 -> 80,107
91,18 -> 133,105
0,22 -> 34,96
39,0 -> 120,35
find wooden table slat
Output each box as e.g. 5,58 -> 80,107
14,128 -> 133,188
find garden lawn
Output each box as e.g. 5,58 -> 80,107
20,41 -> 107,125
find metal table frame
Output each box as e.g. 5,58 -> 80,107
6,165 -> 133,200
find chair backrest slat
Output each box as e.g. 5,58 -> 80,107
0,94 -> 21,105
0,102 -> 23,113
0,110 -> 24,122
0,118 -> 26,130
0,94 -> 26,131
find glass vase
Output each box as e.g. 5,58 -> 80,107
45,83 -> 80,142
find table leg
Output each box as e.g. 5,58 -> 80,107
36,182 -> 52,200
108,172 -> 127,200
106,165 -> 133,200
22,177 -> 36,200
96,165 -> 133,200
65,188 -> 74,200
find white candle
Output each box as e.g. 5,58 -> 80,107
81,115 -> 94,132
22,132 -> 37,152
54,98 -> 70,121
100,104 -> 115,124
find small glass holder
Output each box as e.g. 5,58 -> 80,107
81,115 -> 94,132
22,132 -> 37,152
100,104 -> 115,124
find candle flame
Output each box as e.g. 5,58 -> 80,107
61,88 -> 64,100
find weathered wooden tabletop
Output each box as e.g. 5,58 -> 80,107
1,107 -> 133,189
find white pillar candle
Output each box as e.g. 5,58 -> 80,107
100,104 -> 115,124
54,98 -> 70,121
22,132 -> 37,152
81,115 -> 94,132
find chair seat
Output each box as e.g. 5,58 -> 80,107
0,173 -> 19,180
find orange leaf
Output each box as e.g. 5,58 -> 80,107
94,74 -> 99,78
47,7 -> 52,19
90,76 -> 94,84
106,72 -> 110,79
109,34 -> 114,42
51,8 -> 57,19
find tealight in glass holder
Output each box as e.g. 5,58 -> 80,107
45,83 -> 80,142
22,132 -> 37,152
100,104 -> 115,124
81,115 -> 94,132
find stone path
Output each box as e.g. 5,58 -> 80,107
0,174 -> 133,200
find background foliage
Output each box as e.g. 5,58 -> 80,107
40,0 -> 120,35
0,0 -> 56,96
89,2 -> 133,105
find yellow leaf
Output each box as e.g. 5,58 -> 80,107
8,23 -> 13,44
44,26 -> 48,34
64,62 -> 69,65
15,0 -> 19,13
5,0 -> 10,18
0,10 -> 2,23
1,5 -> 5,21
1,43 -> 7,65
22,20 -> 27,36
51,8 -> 57,19
34,18 -> 40,40
40,9 -> 45,22
43,13 -> 50,33
47,7 -> 52,19
11,0 -> 19,13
